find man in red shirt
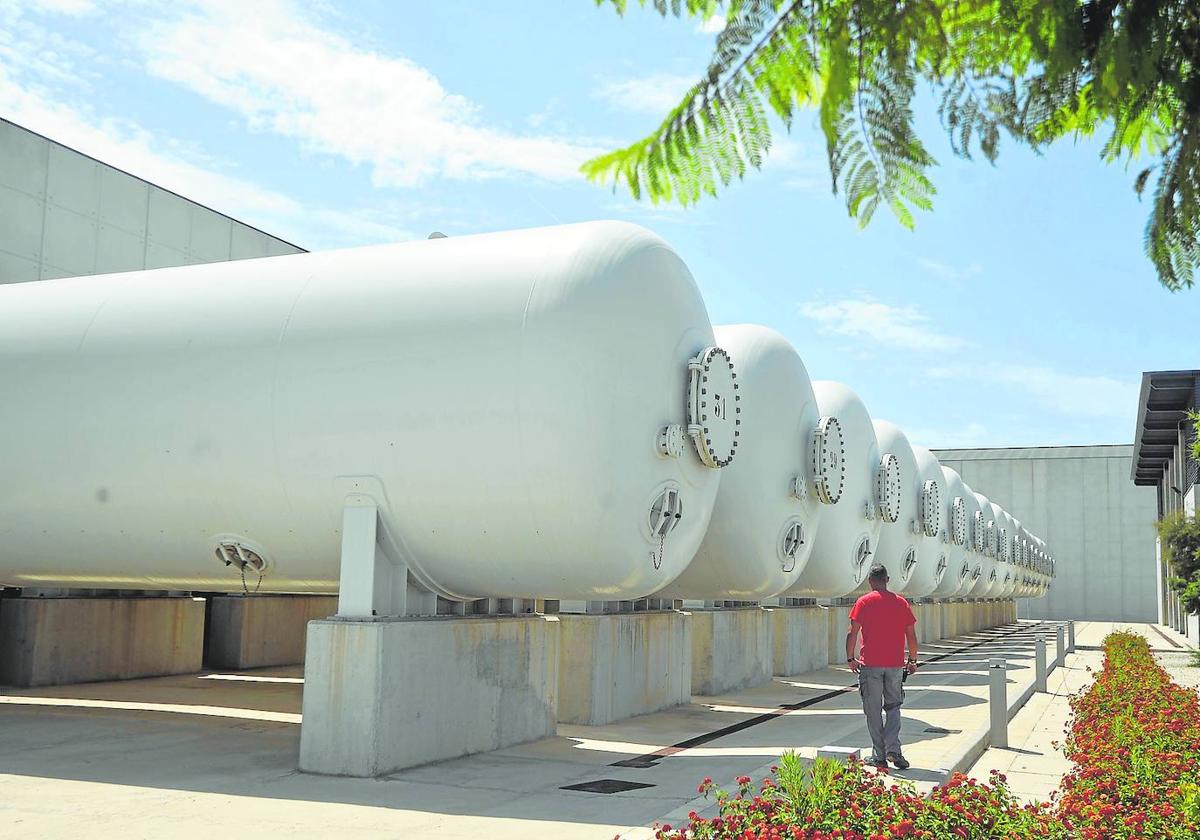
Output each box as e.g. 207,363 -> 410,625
846,563 -> 919,770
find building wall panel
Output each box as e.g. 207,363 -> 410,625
934,445 -> 1158,622
0,119 -> 303,286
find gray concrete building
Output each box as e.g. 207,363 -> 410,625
1,118 -> 303,284
1131,369 -> 1200,637
934,445 -> 1159,623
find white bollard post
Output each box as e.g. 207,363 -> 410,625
989,657 -> 1008,748
1035,638 -> 1048,693
1056,625 -> 1066,670
1067,620 -> 1076,653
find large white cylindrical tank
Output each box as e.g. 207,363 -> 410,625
979,497 -> 1006,597
657,324 -> 821,600
1009,518 -> 1027,597
998,510 -> 1020,598
784,382 -> 886,598
870,421 -> 919,591
1017,528 -> 1036,600
906,444 -> 951,596
961,487 -> 991,596
929,465 -> 969,597
989,503 -> 1015,598
0,221 -> 738,599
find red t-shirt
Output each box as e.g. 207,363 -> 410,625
849,590 -> 917,667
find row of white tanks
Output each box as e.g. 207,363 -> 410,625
0,222 -> 1054,604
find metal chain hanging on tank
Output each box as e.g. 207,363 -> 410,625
874,454 -> 902,524
686,347 -> 740,468
648,486 -> 683,570
780,520 -> 804,573
810,416 -> 845,505
215,542 -> 265,593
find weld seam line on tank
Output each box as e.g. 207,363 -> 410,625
610,620 -> 1046,769
1148,623 -> 1184,649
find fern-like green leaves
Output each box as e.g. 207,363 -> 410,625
587,0 -> 1200,290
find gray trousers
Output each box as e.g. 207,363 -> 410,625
858,666 -> 904,759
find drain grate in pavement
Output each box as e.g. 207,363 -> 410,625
924,727 -> 961,734
560,779 -> 657,794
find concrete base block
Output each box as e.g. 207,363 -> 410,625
923,602 -> 944,643
556,611 -> 689,725
0,597 -> 203,687
688,608 -> 773,696
770,605 -> 829,676
207,595 -> 338,669
826,607 -> 850,664
299,615 -> 559,777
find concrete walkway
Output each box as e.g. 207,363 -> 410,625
1070,618 -> 1194,653
0,621 -> 1067,840
964,647 -> 1097,804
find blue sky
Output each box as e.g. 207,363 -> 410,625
3,0 -> 1196,448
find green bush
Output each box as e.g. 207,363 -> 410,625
1190,410 -> 1200,465
1156,511 -> 1200,614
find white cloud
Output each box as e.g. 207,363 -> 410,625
767,137 -> 828,192
29,0 -> 94,13
695,14 -> 725,34
918,257 -> 981,282
0,60 -> 411,248
799,297 -> 968,351
594,72 -> 695,114
905,422 -> 990,450
924,363 -> 1137,421
992,365 -> 1136,420
136,0 -> 602,187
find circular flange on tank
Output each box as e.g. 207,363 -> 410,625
875,453 -> 903,525
784,382 -> 882,598
929,465 -> 969,598
657,324 -> 822,600
811,416 -> 846,505
687,346 -> 741,468
870,421 -> 919,591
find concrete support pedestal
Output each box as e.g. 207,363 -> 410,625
556,610 -> 689,725
688,607 -> 773,696
0,597 -> 203,687
206,595 -> 338,669
769,605 -> 829,676
299,614 -> 559,777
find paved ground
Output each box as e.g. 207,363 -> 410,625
966,619 -> 1197,806
0,620 -> 1091,839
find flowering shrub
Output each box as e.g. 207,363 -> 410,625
1053,631 -> 1200,839
654,755 -> 1055,840
654,631 -> 1200,840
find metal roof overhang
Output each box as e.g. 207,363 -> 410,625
1132,369 -> 1200,484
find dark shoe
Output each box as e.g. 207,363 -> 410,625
866,755 -> 888,769
887,752 -> 910,770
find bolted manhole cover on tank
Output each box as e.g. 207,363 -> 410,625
811,416 -> 845,505
687,346 -> 740,468
874,453 -> 902,524
920,480 -> 941,537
